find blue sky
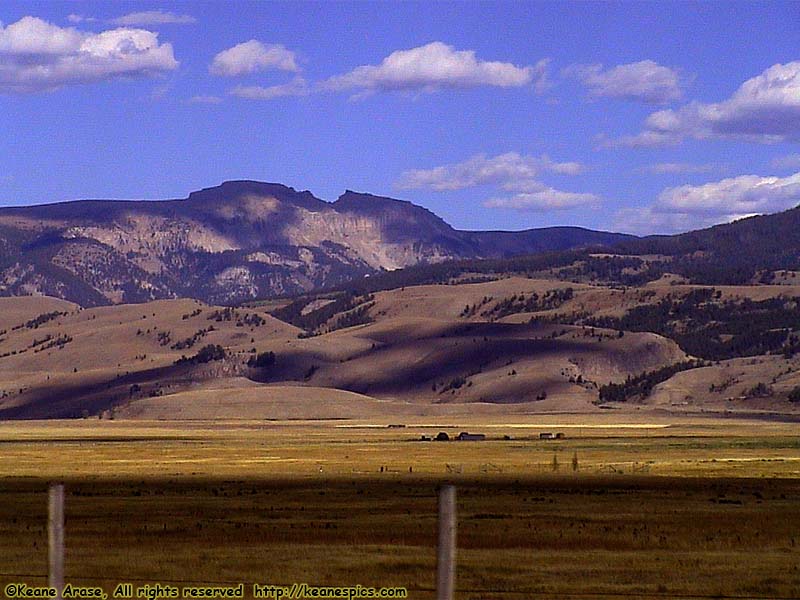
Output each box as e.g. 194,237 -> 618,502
1,1 -> 799,234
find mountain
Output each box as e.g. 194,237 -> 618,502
0,181 -> 631,306
612,205 -> 800,284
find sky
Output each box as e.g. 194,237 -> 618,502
0,1 -> 799,235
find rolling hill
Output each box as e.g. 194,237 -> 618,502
2,271 -> 799,420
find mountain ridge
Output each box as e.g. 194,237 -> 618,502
0,180 -> 632,306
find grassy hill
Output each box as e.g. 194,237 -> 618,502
3,264 -> 800,419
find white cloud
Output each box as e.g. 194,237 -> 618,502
324,42 -> 544,95
110,10 -> 196,26
771,153 -> 800,170
230,77 -> 309,100
396,152 -> 584,192
655,172 -> 800,216
210,40 -> 298,77
189,94 -> 222,104
599,130 -> 680,149
485,189 -> 599,211
0,16 -> 178,93
67,14 -> 96,24
0,16 -> 84,55
642,162 -> 718,175
397,152 -> 596,213
614,171 -> 800,235
613,61 -> 800,146
564,60 -> 683,104
612,206 -> 752,235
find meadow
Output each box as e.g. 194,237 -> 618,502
0,416 -> 799,599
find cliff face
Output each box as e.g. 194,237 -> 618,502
0,181 -> 631,305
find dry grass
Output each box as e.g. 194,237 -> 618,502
0,418 -> 799,598
0,416 -> 799,480
367,277 -> 592,322
0,477 -> 798,599
649,355 -> 800,414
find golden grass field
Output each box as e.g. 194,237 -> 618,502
1,416 -> 799,599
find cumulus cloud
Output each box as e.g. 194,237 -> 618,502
612,61 -> 800,146
396,152 -> 584,192
230,77 -> 309,100
210,40 -> 298,77
109,10 -> 196,26
324,42 -> 545,95
612,206 -> 752,235
397,152 -> 596,212
655,172 -> 800,216
0,16 -> 178,93
564,60 -> 683,104
485,189 -> 599,211
615,171 -> 800,235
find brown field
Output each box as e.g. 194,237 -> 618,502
1,417 -> 799,599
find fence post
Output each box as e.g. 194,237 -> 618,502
437,484 -> 456,600
48,483 -> 65,599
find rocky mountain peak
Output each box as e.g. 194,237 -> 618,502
185,180 -> 327,212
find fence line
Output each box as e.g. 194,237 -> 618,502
48,483 -> 64,600
436,485 -> 456,600
30,482 -> 796,600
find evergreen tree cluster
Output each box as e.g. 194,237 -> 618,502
247,351 -> 276,368
327,302 -> 375,333
175,344 -> 226,365
598,360 -> 708,403
14,311 -> 69,331
584,290 -> 800,360
271,292 -> 375,335
481,288 -> 574,319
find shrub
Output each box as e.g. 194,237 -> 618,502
176,344 -> 226,365
248,351 -> 276,368
745,382 -> 773,398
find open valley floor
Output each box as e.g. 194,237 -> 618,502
1,416 -> 798,600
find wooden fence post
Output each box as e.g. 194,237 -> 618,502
437,484 -> 456,600
48,483 -> 65,599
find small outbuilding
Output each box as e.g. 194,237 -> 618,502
456,431 -> 486,441
435,432 -> 450,442
539,432 -> 555,440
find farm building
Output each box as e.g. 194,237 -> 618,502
457,432 -> 486,441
